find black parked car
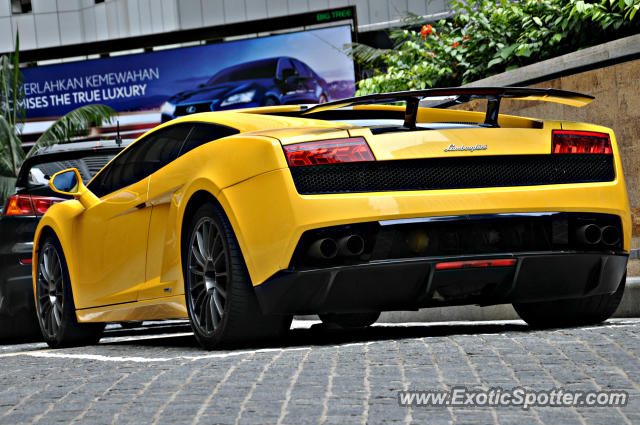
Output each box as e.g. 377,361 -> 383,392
0,139 -> 130,339
160,57 -> 330,122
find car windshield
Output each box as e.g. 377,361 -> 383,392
206,59 -> 278,85
27,152 -> 118,187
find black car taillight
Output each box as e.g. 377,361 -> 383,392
3,194 -> 64,216
283,137 -> 375,167
552,130 -> 612,154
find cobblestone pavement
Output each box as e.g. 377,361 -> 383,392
1,318 -> 640,424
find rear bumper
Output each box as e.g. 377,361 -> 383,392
0,215 -> 38,318
0,264 -> 34,317
254,252 -> 628,315
218,168 -> 631,287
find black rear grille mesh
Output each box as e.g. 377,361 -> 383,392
289,154 -> 615,194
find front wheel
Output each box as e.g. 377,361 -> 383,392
184,203 -> 292,349
35,236 -> 104,348
513,274 -> 626,328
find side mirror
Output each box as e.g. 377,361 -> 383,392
50,169 -> 81,195
49,168 -> 100,209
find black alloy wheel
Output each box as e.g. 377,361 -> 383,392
187,216 -> 229,336
184,202 -> 292,349
37,242 -> 64,339
35,236 -> 104,348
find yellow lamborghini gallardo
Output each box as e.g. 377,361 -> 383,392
34,87 -> 630,349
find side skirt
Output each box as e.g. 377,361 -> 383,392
75,295 -> 188,323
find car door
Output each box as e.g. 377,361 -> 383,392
140,123 -> 239,300
72,124 -> 192,309
276,58 -> 305,104
292,59 -> 318,102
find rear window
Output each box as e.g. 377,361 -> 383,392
27,153 -> 118,187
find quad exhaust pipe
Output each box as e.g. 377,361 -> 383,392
337,235 -> 365,256
576,224 -> 602,245
308,238 -> 338,259
308,234 -> 365,259
601,225 -> 620,246
575,224 -> 620,246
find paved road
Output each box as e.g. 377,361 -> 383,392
1,318 -> 640,424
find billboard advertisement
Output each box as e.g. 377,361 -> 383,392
21,25 -> 355,132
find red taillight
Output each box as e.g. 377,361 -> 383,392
3,195 -> 34,216
435,259 -> 517,270
2,195 -> 64,216
552,130 -> 612,154
283,137 -> 375,167
31,196 -> 63,215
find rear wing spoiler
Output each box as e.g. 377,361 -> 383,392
301,87 -> 594,128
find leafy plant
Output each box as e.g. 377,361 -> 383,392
0,36 -> 115,200
353,0 -> 640,95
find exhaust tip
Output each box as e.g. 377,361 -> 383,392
576,224 -> 602,245
601,225 -> 620,246
309,238 -> 338,259
338,234 -> 365,256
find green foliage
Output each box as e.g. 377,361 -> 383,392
0,35 -> 25,198
354,0 -> 640,95
27,104 -> 116,158
0,38 -> 116,200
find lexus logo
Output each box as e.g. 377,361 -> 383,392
186,105 -> 197,114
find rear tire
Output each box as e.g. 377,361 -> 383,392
319,311 -> 380,329
513,273 -> 626,328
183,202 -> 292,349
35,236 -> 104,348
262,97 -> 278,106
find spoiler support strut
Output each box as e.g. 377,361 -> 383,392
484,96 -> 501,127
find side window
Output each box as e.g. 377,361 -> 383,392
88,124 -> 192,197
293,60 -> 311,78
179,123 -> 239,157
276,58 -> 296,80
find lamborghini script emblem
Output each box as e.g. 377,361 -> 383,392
444,144 -> 488,152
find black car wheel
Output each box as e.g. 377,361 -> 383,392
319,311 -> 380,329
184,202 -> 292,349
36,235 -> 104,348
513,273 -> 626,328
262,97 -> 278,106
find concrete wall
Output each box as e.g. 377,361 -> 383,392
0,0 -> 449,54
